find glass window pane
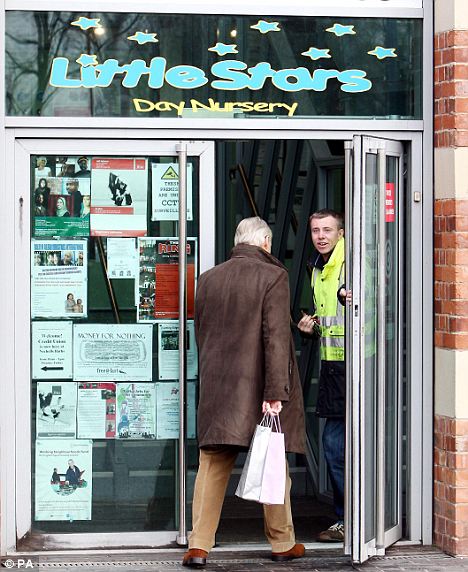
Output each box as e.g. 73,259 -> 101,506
6,12 -> 422,119
31,153 -> 199,534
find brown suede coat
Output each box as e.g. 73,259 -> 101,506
195,244 -> 305,454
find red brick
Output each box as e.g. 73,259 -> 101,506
447,452 -> 468,469
453,30 -> 468,46
453,419 -> 468,435
439,332 -> 468,350
446,468 -> 468,486
442,199 -> 456,215
435,514 -> 447,534
435,50 -> 442,66
447,486 -> 468,504
448,316 -> 468,334
453,66 -> 468,81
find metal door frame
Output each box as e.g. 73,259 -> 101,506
1,127 -> 430,556
6,137 -> 215,552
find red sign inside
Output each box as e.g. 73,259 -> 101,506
385,182 -> 395,223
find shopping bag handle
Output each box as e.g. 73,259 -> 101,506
260,412 -> 282,433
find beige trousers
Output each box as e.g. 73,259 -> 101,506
188,446 -> 296,553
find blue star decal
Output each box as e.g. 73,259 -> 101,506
76,54 -> 98,67
208,43 -> 238,56
368,46 -> 397,60
127,31 -> 159,45
250,20 -> 280,34
71,17 -> 102,31
301,47 -> 331,61
326,23 -> 356,37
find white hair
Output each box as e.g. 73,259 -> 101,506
234,217 -> 272,248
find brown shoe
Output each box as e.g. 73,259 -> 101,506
317,522 -> 345,542
271,543 -> 305,562
182,548 -> 208,568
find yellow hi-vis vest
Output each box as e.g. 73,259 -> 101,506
311,237 -> 345,362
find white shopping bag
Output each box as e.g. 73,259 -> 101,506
259,416 -> 286,505
235,415 -> 272,502
236,414 -> 286,505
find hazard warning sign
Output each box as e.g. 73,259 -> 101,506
151,163 -> 193,221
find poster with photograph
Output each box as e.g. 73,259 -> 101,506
138,238 -> 197,322
35,439 -> 92,521
32,321 -> 73,380
55,156 -> 91,179
33,176 -> 91,238
151,163 -> 193,221
77,382 -> 116,439
116,383 -> 156,439
107,238 -> 137,279
157,321 -> 198,380
73,324 -> 153,381
36,382 -> 77,439
155,381 -> 196,440
31,240 -> 87,319
90,158 -> 148,237
34,156 -> 55,180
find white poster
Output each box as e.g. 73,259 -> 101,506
36,382 -> 77,439
107,238 -> 137,279
77,382 -> 116,439
90,157 -> 148,237
155,381 -> 196,440
151,163 -> 193,221
116,383 -> 156,439
73,324 -> 153,381
32,321 -> 73,380
31,240 -> 88,319
157,321 -> 198,380
35,439 -> 92,521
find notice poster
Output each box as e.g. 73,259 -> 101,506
31,240 -> 88,319
116,383 -> 156,439
155,381 -> 197,440
36,382 -> 77,439
90,157 -> 148,237
138,237 -> 197,322
385,182 -> 396,223
151,163 -> 193,221
157,321 -> 198,380
73,324 -> 153,381
107,238 -> 137,279
33,176 -> 91,238
32,321 -> 73,380
35,440 -> 92,521
77,382 -> 116,439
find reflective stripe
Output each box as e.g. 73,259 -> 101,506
321,346 -> 345,361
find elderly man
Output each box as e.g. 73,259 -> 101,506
183,217 -> 306,569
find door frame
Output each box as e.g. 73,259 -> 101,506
1,127 -> 431,555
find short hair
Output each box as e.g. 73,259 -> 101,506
309,209 -> 344,230
234,217 -> 273,248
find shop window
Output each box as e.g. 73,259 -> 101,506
30,153 -> 199,533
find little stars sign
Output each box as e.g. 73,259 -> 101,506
49,17 -> 399,118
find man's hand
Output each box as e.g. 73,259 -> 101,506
338,288 -> 352,304
298,313 -> 320,334
262,400 -> 282,415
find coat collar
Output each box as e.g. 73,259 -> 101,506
229,243 -> 286,271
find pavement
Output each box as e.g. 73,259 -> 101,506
4,545 -> 468,572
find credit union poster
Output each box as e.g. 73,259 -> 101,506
138,237 -> 197,322
32,321 -> 73,380
73,324 -> 153,381
35,440 -> 92,521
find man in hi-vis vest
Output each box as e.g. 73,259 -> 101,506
298,209 -> 348,543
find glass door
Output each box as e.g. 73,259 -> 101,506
345,136 -> 404,563
11,139 -> 214,550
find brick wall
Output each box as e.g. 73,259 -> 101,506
434,26 -> 468,556
434,198 -> 468,350
434,415 -> 468,555
434,31 -> 468,148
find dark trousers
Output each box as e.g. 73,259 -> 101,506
322,418 -> 345,521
